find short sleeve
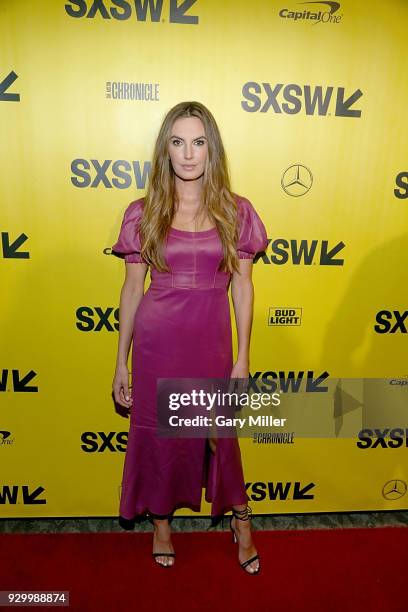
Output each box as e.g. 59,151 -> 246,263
236,196 -> 268,259
111,199 -> 146,264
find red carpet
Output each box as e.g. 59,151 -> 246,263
1,526 -> 407,611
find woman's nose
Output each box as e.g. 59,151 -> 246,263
184,145 -> 193,159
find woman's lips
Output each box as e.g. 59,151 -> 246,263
181,165 -> 196,170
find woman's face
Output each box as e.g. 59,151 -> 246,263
168,116 -> 208,181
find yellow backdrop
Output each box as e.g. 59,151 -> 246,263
1,0 -> 407,518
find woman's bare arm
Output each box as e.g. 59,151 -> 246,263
230,259 -> 254,372
207,260 -> 254,452
113,261 -> 148,407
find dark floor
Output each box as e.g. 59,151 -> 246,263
1,510 -> 407,534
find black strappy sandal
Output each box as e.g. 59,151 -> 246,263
148,512 -> 176,568
152,551 -> 176,567
229,505 -> 260,575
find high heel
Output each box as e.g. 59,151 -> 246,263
148,512 -> 176,568
229,505 -> 260,575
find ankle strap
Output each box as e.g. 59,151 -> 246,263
232,505 -> 253,521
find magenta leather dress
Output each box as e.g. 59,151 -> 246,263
111,194 -> 268,525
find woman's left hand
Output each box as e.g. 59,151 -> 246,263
209,359 -> 250,454
230,357 -> 250,398
230,358 -> 249,379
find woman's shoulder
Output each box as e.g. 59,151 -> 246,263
232,193 -> 259,218
232,192 -> 269,258
125,196 -> 145,218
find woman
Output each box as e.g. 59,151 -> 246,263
111,101 -> 268,574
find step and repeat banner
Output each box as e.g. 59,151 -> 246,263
1,0 -> 407,518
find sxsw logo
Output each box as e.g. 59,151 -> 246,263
246,481 -> 316,501
0,370 -> 38,392
374,310 -> 408,334
0,485 -> 46,505
71,159 -> 150,189
394,172 -> 408,199
242,82 -> 362,117
65,0 -> 199,23
76,307 -> 119,331
81,431 -> 128,452
250,371 -> 329,393
357,428 -> 408,449
259,239 -> 345,266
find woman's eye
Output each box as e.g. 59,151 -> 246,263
171,138 -> 205,147
170,139 -> 206,146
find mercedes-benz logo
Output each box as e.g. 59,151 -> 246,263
281,164 -> 313,196
382,479 -> 407,500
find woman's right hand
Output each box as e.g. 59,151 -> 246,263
112,364 -> 133,409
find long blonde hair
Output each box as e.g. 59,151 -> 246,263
138,101 -> 241,273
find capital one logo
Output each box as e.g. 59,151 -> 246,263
279,1 -> 343,25
242,82 -> 362,117
0,431 -> 14,446
65,0 -> 199,23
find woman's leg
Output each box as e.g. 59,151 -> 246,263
151,514 -> 175,567
231,504 -> 260,574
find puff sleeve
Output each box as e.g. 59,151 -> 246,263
236,196 -> 268,259
111,199 -> 146,264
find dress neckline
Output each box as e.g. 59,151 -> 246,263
169,226 -> 218,236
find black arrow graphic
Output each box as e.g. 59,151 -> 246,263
170,0 -> 198,24
320,240 -> 345,265
2,232 -> 30,258
293,481 -> 315,499
22,486 -> 46,505
0,71 -> 20,102
306,371 -> 330,392
12,369 -> 38,392
336,88 -> 362,117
